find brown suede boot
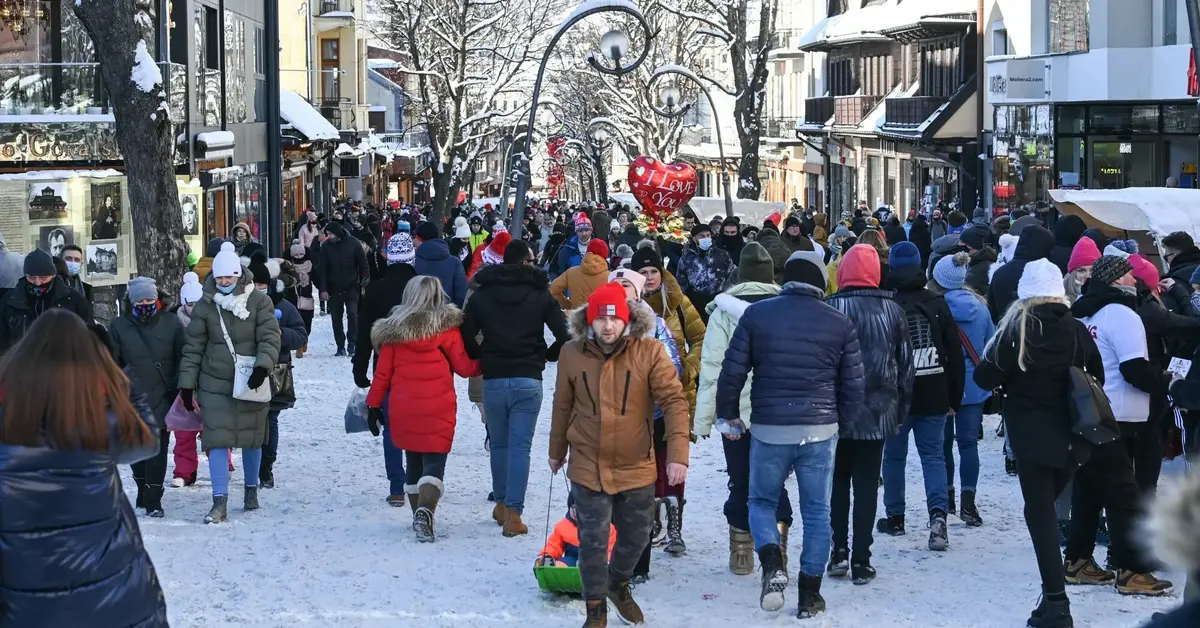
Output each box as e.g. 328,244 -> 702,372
503,510 -> 528,537
582,599 -> 607,627
606,579 -> 645,624
492,502 -> 508,526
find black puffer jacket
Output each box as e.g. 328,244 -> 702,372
354,263 -> 418,385
617,224 -> 643,250
966,246 -> 997,295
717,282 -> 866,431
1048,215 -> 1086,274
460,263 -> 571,380
987,225 -> 1054,322
0,393 -> 169,627
0,277 -> 93,353
975,302 -> 1104,468
887,265 -> 965,417
826,286 -> 914,439
315,235 -> 369,294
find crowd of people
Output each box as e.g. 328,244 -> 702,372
1,195 -> 1199,627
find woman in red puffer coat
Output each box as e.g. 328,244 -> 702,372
366,275 -> 481,542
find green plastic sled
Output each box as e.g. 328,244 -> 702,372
534,565 -> 583,593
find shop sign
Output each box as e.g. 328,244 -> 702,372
0,122 -> 121,162
988,59 -> 1049,101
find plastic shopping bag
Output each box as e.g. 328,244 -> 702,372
344,388 -> 370,434
165,393 -> 203,431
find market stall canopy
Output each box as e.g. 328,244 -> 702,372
1049,188 -> 1200,266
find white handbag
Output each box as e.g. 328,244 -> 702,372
217,309 -> 272,403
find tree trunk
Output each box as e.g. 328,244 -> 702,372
69,0 -> 187,297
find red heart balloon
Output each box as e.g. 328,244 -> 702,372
627,156 -> 698,223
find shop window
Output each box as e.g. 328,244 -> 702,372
224,13 -> 247,124
1048,0 -> 1088,54
1056,137 -> 1085,187
1089,105 -> 1159,135
1056,105 -> 1085,134
1163,104 -> 1199,134
992,27 -> 1009,56
1091,141 -> 1157,189
204,6 -> 220,70
253,26 -> 266,122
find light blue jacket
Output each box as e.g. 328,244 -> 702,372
944,289 -> 996,405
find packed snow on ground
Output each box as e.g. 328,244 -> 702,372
128,315 -> 1179,627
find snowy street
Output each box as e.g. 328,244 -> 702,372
131,316 -> 1178,627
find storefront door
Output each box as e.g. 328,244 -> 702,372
206,187 -> 227,241
1090,140 -> 1157,189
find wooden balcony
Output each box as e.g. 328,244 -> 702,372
833,95 -> 882,127
884,96 -> 948,127
803,96 -> 833,125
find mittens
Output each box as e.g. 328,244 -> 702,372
367,407 -> 385,437
247,366 -> 269,390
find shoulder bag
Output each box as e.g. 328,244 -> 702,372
216,309 -> 273,403
957,327 -> 1003,415
1067,334 -> 1122,446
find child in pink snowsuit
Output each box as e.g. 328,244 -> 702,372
171,272 -> 233,487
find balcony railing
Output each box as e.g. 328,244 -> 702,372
770,29 -> 806,53
760,116 -> 802,138
319,96 -> 350,130
833,95 -> 882,126
0,62 -> 185,121
318,0 -> 354,15
884,96 -> 948,127
803,96 -> 833,125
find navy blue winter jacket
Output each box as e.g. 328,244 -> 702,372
0,393 -> 168,627
717,282 -> 866,430
414,238 -> 468,306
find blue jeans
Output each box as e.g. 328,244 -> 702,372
380,398 -> 405,495
943,404 -> 983,493
748,435 -> 838,577
209,448 -> 262,497
483,378 -> 543,515
883,413 -> 948,517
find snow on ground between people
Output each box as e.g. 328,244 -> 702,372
128,315 -> 1178,627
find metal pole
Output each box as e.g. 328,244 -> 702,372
265,0 -> 284,256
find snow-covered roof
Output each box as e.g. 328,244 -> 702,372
1049,188 -> 1200,240
392,146 -> 431,159
280,89 -> 340,141
798,2 -> 896,52
196,130 -> 235,146
677,142 -> 742,161
335,142 -> 365,157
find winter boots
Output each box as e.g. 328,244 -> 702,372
758,544 -> 788,612
405,485 -> 420,520
244,486 -> 260,511
492,502 -> 507,526
948,487 -> 956,515
649,498 -> 666,546
876,514 -> 905,536
1115,570 -> 1173,596
204,496 -> 228,524
1064,558 -> 1115,585
928,509 -> 949,551
827,547 -> 849,578
347,342 -> 357,359
729,526 -> 755,575
503,510 -> 529,537
414,476 -> 442,542
386,494 -> 405,507
797,574 -> 826,619
960,490 -> 983,527
259,462 -> 275,489
582,599 -> 607,627
142,484 -> 165,518
606,579 -> 645,624
663,495 -> 685,555
851,562 -> 877,585
296,343 -> 306,358
1027,595 -> 1073,628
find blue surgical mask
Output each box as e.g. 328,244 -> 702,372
697,237 -> 712,250
216,282 -> 237,294
65,261 -> 81,276
257,287 -> 269,295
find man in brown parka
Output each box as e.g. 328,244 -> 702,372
549,282 -> 690,628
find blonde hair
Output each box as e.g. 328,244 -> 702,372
983,296 -> 1067,371
388,275 -> 445,321
856,229 -> 889,263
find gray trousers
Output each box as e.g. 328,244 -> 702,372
573,483 -> 655,600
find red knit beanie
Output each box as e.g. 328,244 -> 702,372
836,244 -> 881,289
481,231 -> 512,266
586,282 -> 630,325
1067,237 -> 1101,272
586,238 -> 610,260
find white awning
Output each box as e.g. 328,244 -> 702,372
280,89 -> 340,141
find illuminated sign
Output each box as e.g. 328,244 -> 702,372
1119,143 -> 1132,154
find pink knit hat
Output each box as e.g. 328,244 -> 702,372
1128,254 -> 1160,295
1067,237 -> 1101,272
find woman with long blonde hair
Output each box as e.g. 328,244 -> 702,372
973,259 -> 1103,628
0,309 -> 167,627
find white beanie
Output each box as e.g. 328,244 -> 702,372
997,233 -> 1019,265
1103,243 -> 1131,259
211,241 -> 242,278
180,271 -> 203,304
1017,258 -> 1066,301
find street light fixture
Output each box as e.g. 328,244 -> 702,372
645,64 -> 734,217
509,0 -> 653,241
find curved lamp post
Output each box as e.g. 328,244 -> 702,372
561,138 -> 595,200
509,0 -> 653,240
645,64 -> 734,218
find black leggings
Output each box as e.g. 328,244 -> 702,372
298,308 -> 314,335
831,438 -> 885,564
405,451 -> 447,485
1015,460 -> 1072,595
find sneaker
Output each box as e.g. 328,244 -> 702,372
259,467 -> 275,489
758,544 -> 788,612
948,487 -> 957,515
797,574 -> 825,619
1005,457 -> 1018,475
1027,596 -> 1073,628
146,508 -> 165,518
851,562 -> 877,585
606,579 -> 644,624
876,515 -> 905,536
1115,570 -> 1173,596
170,477 -> 186,488
826,547 -> 849,577
334,347 -> 347,357
960,490 -> 983,527
629,574 -> 649,585
928,510 -> 949,551
1064,558 -> 1115,585
414,507 -> 435,542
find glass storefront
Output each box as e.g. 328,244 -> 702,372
992,104 -> 1054,213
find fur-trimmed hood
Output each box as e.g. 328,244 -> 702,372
567,298 -> 656,341
370,303 -> 464,348
1147,469 -> 1200,573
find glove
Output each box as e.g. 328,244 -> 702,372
247,366 -> 269,390
179,388 -> 195,412
354,373 -> 372,389
367,406 -> 384,437
274,308 -> 283,320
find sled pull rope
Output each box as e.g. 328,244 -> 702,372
543,474 -> 555,547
